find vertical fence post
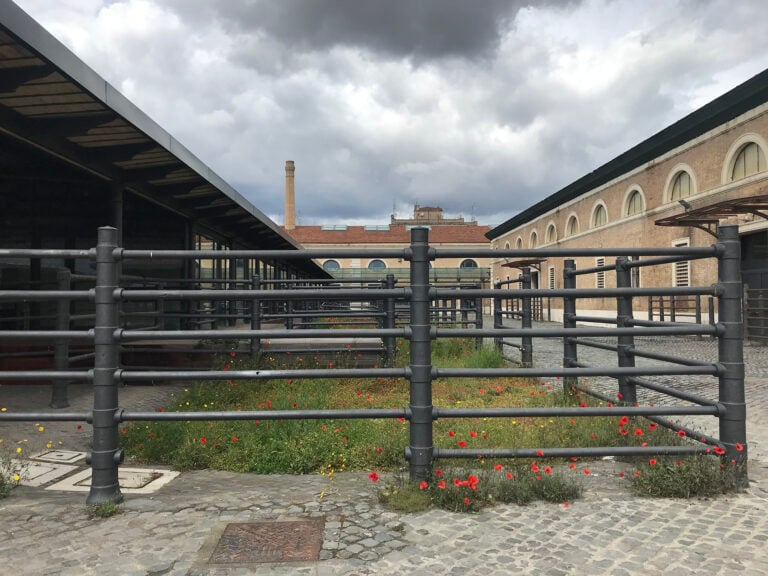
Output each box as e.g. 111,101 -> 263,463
659,297 -> 665,322
615,257 -> 636,405
563,260 -> 578,394
695,295 -> 703,340
50,268 -> 71,408
86,226 -> 123,505
708,296 -> 716,340
493,281 -> 502,352
474,287 -> 483,350
670,295 -> 676,323
250,274 -> 261,356
384,273 -> 396,367
521,267 -> 533,367
648,296 -> 653,322
716,225 -> 748,486
407,227 -> 433,481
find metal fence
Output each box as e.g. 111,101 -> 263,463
0,225 -> 747,505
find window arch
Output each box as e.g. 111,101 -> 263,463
545,222 -> 557,244
565,215 -> 579,237
504,241 -> 510,250
624,188 -> 645,217
529,231 -> 538,248
367,259 -> 386,270
323,260 -> 340,272
667,165 -> 696,202
591,203 -> 607,228
730,142 -> 766,181
460,259 -> 478,268
515,237 -> 523,250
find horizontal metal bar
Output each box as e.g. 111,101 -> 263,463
437,405 -> 718,418
118,368 -> 407,382
433,286 -> 720,298
0,290 -> 93,302
571,315 -> 619,324
624,254 -> 709,269
119,408 -> 407,421
628,318 -> 697,327
435,366 -> 719,378
0,248 -> 93,259
571,263 -> 618,276
571,338 -> 619,353
436,325 -> 719,338
0,371 -> 93,380
117,328 -> 404,341
627,376 -> 718,406
435,245 -> 720,258
644,415 -> 721,445
116,288 -> 408,301
118,248 -> 408,260
0,412 -> 91,422
627,347 -> 712,366
0,331 -> 94,341
431,445 -> 712,459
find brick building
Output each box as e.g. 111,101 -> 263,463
282,162 -> 493,284
487,69 -> 768,329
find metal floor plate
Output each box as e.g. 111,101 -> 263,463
209,519 -> 325,564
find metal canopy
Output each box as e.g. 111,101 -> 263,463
501,258 -> 545,271
655,194 -> 768,236
0,3 -> 324,277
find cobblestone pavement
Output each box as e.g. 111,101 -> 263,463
1,325 -> 767,575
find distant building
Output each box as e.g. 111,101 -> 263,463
282,163 -> 492,283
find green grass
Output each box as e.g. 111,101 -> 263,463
121,337 -> 724,500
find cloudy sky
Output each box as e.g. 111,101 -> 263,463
13,0 -> 768,227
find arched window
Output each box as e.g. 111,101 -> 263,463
545,223 -> 557,244
367,259 -> 386,270
670,171 -> 692,201
591,204 -> 607,228
530,231 -> 538,248
515,237 -> 523,250
323,260 -> 340,272
460,259 -> 478,268
625,190 -> 644,216
566,215 -> 579,237
504,241 -> 510,250
731,142 -> 766,181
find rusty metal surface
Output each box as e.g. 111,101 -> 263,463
209,519 -> 324,564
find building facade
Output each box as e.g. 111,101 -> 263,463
487,69 -> 768,328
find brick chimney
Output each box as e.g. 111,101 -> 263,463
285,160 -> 295,230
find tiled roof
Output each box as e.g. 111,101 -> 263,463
285,224 -> 491,245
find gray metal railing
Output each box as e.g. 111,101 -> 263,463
0,225 -> 748,505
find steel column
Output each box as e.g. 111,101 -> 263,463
716,225 -> 748,486
408,227 -> 433,481
616,256 -> 637,405
250,274 -> 261,355
563,259 -> 578,394
521,268 -> 533,366
86,227 -> 123,505
384,273 -> 396,367
493,280 -> 502,352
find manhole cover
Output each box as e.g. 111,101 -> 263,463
209,519 -> 325,564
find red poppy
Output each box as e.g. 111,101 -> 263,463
458,441 -> 467,448
506,472 -> 514,480
454,478 -> 461,486
714,446 -> 726,455
618,416 -> 629,427
583,469 -> 590,475
569,463 -> 576,470
230,351 -> 237,357
156,407 -> 163,412
463,498 -> 471,505
435,469 -> 443,476
736,443 -> 744,452
619,428 -> 628,436
634,470 -> 641,477
376,447 -> 382,453
675,461 -> 682,466
618,472 -> 625,478
633,428 -> 643,436
616,393 -> 623,400
531,463 -> 540,473
649,423 -> 658,431
649,459 -> 657,466
448,430 -> 456,437
536,449 -> 544,457
677,430 -> 686,437
200,437 -> 207,444
493,464 -> 503,471
469,430 -> 478,438
419,481 -> 428,490
437,480 -> 446,489
76,424 -> 82,430
544,466 -> 552,474
368,471 -> 379,482
563,502 -> 570,508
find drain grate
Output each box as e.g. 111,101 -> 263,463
209,519 -> 325,564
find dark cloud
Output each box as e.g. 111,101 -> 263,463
162,0 -> 549,61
